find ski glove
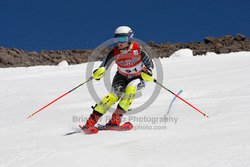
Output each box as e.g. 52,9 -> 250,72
143,68 -> 153,76
141,68 -> 154,82
93,67 -> 106,80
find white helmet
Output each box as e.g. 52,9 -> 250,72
114,26 -> 134,39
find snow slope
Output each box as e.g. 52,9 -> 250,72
1,50 -> 250,167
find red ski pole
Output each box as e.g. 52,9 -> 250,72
27,77 -> 93,119
154,79 -> 209,118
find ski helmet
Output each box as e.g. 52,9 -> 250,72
114,26 -> 134,43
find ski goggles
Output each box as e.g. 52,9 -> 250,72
114,36 -> 128,43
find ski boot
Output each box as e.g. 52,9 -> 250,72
106,107 -> 124,127
80,112 -> 100,134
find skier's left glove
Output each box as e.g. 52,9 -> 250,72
93,67 -> 106,80
141,68 -> 154,82
143,68 -> 153,76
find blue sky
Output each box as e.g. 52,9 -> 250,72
0,0 -> 249,51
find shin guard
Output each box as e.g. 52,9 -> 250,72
94,93 -> 118,115
118,85 -> 137,112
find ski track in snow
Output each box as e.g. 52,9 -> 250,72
1,50 -> 250,167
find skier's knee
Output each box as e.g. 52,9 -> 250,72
94,93 -> 118,115
112,85 -> 125,99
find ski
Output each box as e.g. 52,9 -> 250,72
64,122 -> 133,136
78,125 -> 99,134
63,128 -> 82,136
64,126 -> 98,135
97,122 -> 133,131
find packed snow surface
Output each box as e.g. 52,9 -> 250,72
1,49 -> 250,167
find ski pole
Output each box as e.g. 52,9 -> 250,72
27,77 -> 93,119
141,72 -> 209,118
166,90 -> 183,115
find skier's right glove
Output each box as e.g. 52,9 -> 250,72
93,67 -> 106,80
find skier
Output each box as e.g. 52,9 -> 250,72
81,26 -> 154,134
